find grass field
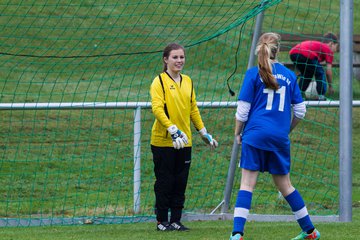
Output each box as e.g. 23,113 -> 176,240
0,207 -> 360,239
0,0 -> 360,239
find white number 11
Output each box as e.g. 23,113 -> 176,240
263,86 -> 285,112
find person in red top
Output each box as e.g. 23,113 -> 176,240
289,32 -> 338,100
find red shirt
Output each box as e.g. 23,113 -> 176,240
289,41 -> 334,64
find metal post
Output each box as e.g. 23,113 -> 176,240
220,4 -> 265,214
247,5 -> 265,69
339,0 -> 353,222
221,136 -> 241,213
133,107 -> 141,214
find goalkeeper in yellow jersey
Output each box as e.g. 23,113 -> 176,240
150,43 -> 218,231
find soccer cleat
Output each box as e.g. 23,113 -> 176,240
291,228 -> 320,239
317,95 -> 327,101
170,221 -> 190,231
229,233 -> 243,240
156,221 -> 175,231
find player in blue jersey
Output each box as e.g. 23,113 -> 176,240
229,33 -> 320,240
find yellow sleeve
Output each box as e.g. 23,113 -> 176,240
150,76 -> 173,129
190,87 -> 205,131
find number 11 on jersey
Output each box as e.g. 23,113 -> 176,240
263,86 -> 285,112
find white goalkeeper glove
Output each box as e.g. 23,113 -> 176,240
198,127 -> 218,150
167,125 -> 188,149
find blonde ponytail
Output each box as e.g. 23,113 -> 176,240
255,33 -> 281,90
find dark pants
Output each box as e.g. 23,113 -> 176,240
151,145 -> 192,223
290,53 -> 327,95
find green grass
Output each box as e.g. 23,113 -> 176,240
1,208 -> 360,239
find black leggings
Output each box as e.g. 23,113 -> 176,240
290,53 -> 327,95
151,145 -> 191,223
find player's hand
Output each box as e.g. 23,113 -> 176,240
199,127 -> 218,150
235,134 -> 242,145
167,125 -> 188,149
328,85 -> 334,95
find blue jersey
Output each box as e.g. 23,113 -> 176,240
238,63 -> 303,150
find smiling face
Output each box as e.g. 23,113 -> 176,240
164,49 -> 185,75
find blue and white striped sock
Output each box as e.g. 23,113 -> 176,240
233,190 -> 252,235
285,189 -> 314,233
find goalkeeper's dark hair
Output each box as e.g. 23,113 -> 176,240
255,32 -> 281,90
162,43 -> 185,72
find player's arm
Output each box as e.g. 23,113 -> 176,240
290,102 -> 306,132
190,88 -> 218,149
189,88 -> 205,131
325,63 -> 334,94
235,119 -> 245,145
235,100 -> 251,144
150,78 -> 172,128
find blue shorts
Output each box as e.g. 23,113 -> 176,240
240,143 -> 290,175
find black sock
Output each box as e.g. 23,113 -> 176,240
232,231 -> 243,236
306,228 -> 315,234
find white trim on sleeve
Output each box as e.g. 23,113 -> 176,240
293,102 -> 306,119
235,100 -> 251,122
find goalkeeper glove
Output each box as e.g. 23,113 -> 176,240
167,125 -> 188,149
198,127 -> 218,150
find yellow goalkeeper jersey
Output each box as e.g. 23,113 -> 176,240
150,72 -> 205,147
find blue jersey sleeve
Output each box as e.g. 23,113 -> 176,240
289,70 -> 304,104
238,67 -> 258,103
